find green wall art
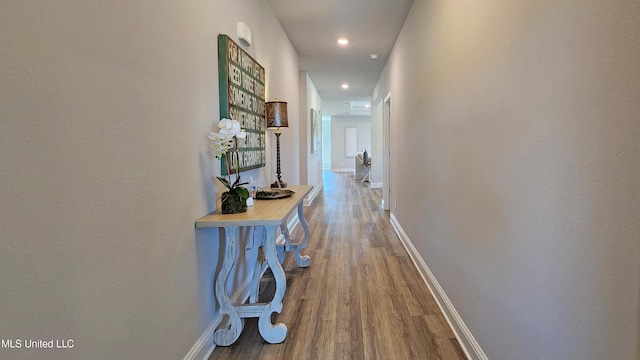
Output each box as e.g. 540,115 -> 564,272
218,34 -> 266,174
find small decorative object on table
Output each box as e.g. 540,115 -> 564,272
255,189 -> 296,200
208,118 -> 249,214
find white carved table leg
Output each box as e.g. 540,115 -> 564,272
250,245 -> 263,304
275,206 -> 312,268
276,223 -> 286,264
293,203 -> 311,267
258,224 -> 287,344
276,244 -> 285,264
280,222 -> 292,252
213,226 -> 244,346
276,221 -> 289,264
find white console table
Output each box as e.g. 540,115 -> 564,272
195,185 -> 312,346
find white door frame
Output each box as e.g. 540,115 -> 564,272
382,92 -> 391,210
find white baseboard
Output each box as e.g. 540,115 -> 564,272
182,319 -> 216,360
184,216 -> 302,360
182,274 -> 254,360
275,213 -> 300,246
331,168 -> 354,173
303,183 -> 322,207
389,213 -> 488,360
370,182 -> 383,189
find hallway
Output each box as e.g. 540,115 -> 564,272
211,171 -> 466,360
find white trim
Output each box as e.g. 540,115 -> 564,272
369,182 -> 383,189
331,168 -> 354,173
182,319 -> 216,360
185,216 -> 302,359
303,183 -> 322,206
182,274 -> 254,360
389,213 -> 488,360
276,213 -> 300,246
382,93 -> 391,211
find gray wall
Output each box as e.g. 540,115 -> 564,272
298,72 -> 323,196
373,0 -> 640,359
370,101 -> 384,186
330,116 -> 371,171
322,119 -> 332,169
0,1 -> 299,359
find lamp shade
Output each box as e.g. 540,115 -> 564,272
266,100 -> 289,128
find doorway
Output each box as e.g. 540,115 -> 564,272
382,93 -> 391,210
321,118 -> 331,169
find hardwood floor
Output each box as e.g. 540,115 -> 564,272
210,171 -> 466,360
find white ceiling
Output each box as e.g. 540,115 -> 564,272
267,0 -> 415,117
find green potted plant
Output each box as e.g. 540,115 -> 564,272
208,118 -> 249,214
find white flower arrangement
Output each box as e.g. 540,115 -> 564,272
208,118 -> 249,205
208,118 -> 247,159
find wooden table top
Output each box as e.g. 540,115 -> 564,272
195,185 -> 313,228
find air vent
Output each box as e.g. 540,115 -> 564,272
350,101 -> 371,110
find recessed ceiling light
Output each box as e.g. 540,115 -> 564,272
370,54 -> 379,60
341,83 -> 349,89
337,38 -> 349,45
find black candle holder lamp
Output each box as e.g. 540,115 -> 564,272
266,99 -> 288,188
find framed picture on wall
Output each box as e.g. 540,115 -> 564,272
310,108 -> 319,153
217,34 -> 266,174
315,110 -> 321,155
345,127 -> 357,157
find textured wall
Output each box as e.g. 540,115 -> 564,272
0,1 -> 299,359
374,0 -> 640,359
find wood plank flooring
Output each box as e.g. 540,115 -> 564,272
210,171 -> 466,360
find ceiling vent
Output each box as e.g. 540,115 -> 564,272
350,101 -> 371,110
